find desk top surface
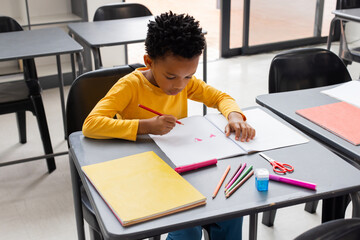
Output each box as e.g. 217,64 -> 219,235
0,27 -> 83,61
69,106 -> 360,240
256,84 -> 360,163
67,16 -> 207,48
68,16 -> 154,47
332,8 -> 360,22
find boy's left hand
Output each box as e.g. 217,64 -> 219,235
225,112 -> 255,142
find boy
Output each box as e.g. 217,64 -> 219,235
83,11 -> 255,240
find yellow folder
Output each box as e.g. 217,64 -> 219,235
82,151 -> 206,226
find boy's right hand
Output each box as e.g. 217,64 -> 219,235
138,115 -> 177,135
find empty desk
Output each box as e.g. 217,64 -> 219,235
0,27 -> 84,138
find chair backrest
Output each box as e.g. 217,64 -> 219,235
340,0 -> 360,9
0,16 -> 23,32
93,3 -> 152,21
66,64 -> 144,137
0,16 -> 40,95
268,48 -> 352,93
294,218 -> 360,240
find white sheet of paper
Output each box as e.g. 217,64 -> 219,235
150,116 -> 245,167
321,81 -> 360,108
150,108 -> 308,167
205,108 -> 309,153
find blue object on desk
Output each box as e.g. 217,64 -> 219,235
255,168 -> 269,192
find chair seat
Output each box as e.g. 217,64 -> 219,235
0,80 -> 29,103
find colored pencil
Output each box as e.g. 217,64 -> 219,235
212,165 -> 231,199
226,165 -> 253,194
224,163 -> 242,188
224,163 -> 246,192
226,170 -> 254,198
138,104 -> 183,125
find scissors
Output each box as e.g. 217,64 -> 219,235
259,153 -> 294,174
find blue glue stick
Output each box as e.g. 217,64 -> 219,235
255,168 -> 269,192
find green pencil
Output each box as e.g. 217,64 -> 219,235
225,165 -> 253,194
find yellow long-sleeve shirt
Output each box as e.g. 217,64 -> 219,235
83,67 -> 244,141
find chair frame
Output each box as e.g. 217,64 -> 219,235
0,16 -> 60,173
66,64 -> 146,240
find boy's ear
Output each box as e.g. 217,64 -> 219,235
143,55 -> 153,68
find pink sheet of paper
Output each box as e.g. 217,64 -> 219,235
296,102 -> 360,145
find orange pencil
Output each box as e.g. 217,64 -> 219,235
138,104 -> 183,125
212,165 -> 231,199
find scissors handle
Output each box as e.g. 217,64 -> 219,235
282,163 -> 294,172
272,161 -> 294,174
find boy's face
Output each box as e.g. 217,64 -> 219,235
144,53 -> 200,95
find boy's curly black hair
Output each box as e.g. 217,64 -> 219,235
145,11 -> 205,59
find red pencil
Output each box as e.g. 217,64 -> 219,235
138,104 -> 184,125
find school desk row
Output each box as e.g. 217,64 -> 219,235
69,104 -> 360,240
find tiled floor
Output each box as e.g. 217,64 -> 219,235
0,43 -> 358,240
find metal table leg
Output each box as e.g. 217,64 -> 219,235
56,55 -> 67,139
351,191 -> 360,217
249,213 -> 258,240
69,153 -> 86,240
327,17 -> 338,50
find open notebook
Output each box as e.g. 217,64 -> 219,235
150,108 -> 309,167
82,151 -> 206,226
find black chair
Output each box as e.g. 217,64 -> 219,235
0,16 -> 55,173
93,3 -> 152,66
66,63 -> 212,240
66,63 -> 146,240
294,218 -> 360,240
328,0 -> 360,66
263,47 -> 352,227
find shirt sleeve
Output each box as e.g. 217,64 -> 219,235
186,77 -> 246,120
82,79 -> 139,141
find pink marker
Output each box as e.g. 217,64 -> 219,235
174,159 -> 217,173
224,163 -> 246,191
269,174 -> 316,190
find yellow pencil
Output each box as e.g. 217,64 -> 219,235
212,165 -> 231,199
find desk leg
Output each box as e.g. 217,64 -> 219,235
203,42 -> 207,116
92,47 -> 102,70
56,55 -> 67,139
322,195 -> 350,223
350,192 -> 360,217
125,44 -> 128,65
76,52 -> 84,76
69,155 -> 86,240
327,17 -> 337,50
249,213 -> 258,240
71,52 -> 84,77
71,53 -> 76,80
